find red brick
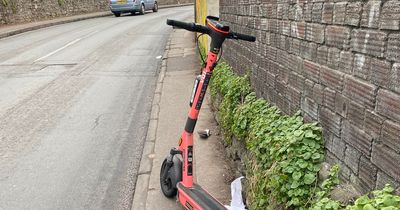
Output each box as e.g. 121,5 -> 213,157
302,42 -> 318,61
376,89 -> 400,122
351,29 -> 387,58
372,144 -> 400,180
343,121 -> 373,157
361,1 -> 381,29
320,107 -> 342,136
304,3 -> 313,22
343,76 -> 377,109
303,60 -> 320,83
288,71 -> 304,91
381,120 -> 400,153
325,26 -> 350,49
320,66 -> 344,91
380,0 -> 400,30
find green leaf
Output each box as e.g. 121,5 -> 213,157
312,153 -> 321,160
304,173 -> 316,185
292,171 -> 302,180
363,204 -> 376,210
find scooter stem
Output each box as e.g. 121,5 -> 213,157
179,51 -> 218,188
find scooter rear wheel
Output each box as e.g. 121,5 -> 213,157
160,158 -> 178,197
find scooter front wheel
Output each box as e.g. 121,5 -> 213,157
160,158 -> 179,197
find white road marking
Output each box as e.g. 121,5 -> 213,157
34,30 -> 99,62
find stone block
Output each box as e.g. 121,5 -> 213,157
280,20 -> 291,36
342,121 -> 373,157
381,120 -> 400,153
333,2 -> 347,25
325,26 -> 351,49
320,107 -> 342,136
306,23 -> 325,43
359,157 -> 378,191
320,66 -> 344,91
317,45 -> 328,65
347,101 -> 365,127
312,3 -> 323,23
343,76 -> 377,109
313,83 -> 324,104
387,33 -> 400,62
344,145 -> 362,174
353,54 -> 371,81
304,3 -> 313,22
390,63 -> 400,94
324,87 -> 336,111
376,89 -> 400,122
345,2 -> 362,26
322,2 -> 334,24
370,58 -> 391,87
302,41 -> 318,61
364,110 -> 383,139
334,93 -> 348,117
372,143 -> 400,180
380,0 -> 400,30
302,97 -> 319,119
291,21 -> 306,39
327,47 -> 341,70
351,29 -> 387,58
303,60 -> 320,83
361,1 -> 381,28
376,170 -> 399,190
338,51 -> 354,75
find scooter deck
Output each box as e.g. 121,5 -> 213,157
177,182 -> 226,210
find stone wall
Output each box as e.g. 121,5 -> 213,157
0,0 -> 193,25
219,0 -> 400,194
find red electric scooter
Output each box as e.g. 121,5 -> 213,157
160,16 -> 255,210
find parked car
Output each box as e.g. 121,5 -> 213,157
109,0 -> 158,17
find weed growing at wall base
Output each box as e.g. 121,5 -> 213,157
209,61 -> 400,210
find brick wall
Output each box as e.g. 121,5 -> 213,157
220,0 -> 400,194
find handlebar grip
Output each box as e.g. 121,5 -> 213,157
166,19 -> 209,34
230,32 -> 256,42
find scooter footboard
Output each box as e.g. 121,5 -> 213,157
177,182 -> 226,210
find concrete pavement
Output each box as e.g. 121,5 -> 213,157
132,24 -> 232,210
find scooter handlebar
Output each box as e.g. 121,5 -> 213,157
229,32 -> 256,42
166,19 -> 256,42
166,19 -> 209,34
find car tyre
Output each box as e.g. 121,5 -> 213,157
114,12 -> 121,17
153,2 -> 158,12
139,4 -> 145,15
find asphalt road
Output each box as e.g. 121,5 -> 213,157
0,6 -> 192,210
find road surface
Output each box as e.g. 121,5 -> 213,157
0,6 -> 192,210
